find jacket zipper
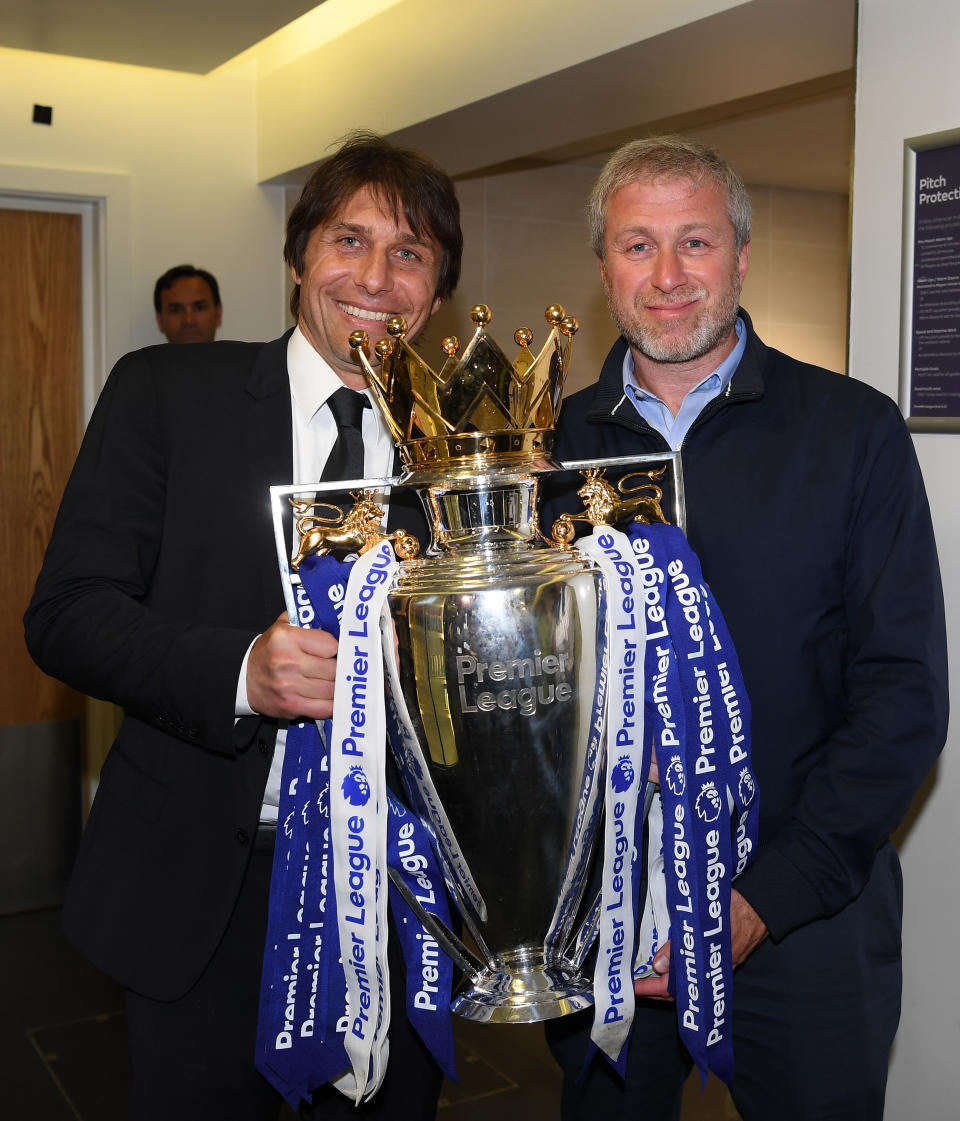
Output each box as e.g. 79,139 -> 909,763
600,382 -> 761,457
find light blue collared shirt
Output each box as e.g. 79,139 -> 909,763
622,317 -> 747,449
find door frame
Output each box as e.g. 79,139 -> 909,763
1,169 -> 131,811
0,163 -> 132,407
0,193 -> 101,420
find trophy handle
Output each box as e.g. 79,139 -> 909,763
387,866 -> 486,983
563,781 -> 658,971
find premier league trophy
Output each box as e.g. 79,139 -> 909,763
341,304 -> 671,1023
262,303 -> 753,1106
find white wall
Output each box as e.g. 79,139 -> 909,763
0,47 -> 288,379
850,3 -> 959,1117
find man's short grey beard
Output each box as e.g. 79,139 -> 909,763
609,275 -> 742,365
617,310 -> 736,364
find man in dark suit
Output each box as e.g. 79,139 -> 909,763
24,132 -> 462,1121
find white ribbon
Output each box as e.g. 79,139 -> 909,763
327,540 -> 397,1101
576,526 -> 647,1067
634,791 -> 670,978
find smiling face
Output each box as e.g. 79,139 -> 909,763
599,175 -> 748,379
155,276 -> 222,343
291,185 -> 443,388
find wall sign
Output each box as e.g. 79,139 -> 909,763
900,128 -> 960,431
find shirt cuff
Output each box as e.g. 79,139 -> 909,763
235,635 -> 259,717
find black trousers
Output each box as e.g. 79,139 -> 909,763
547,843 -> 903,1121
125,828 -> 442,1121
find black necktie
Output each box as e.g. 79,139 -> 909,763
321,386 -> 369,483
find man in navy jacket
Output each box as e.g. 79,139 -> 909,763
546,136 -> 948,1121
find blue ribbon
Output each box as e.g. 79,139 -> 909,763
385,793 -> 457,1082
627,522 -> 758,1088
254,555 -> 351,1106
255,552 -> 456,1108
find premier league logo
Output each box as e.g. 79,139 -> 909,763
664,754 -> 685,797
695,781 -> 723,823
738,767 -> 756,806
610,754 -> 635,793
341,765 -> 371,807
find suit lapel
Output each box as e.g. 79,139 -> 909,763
241,331 -> 295,623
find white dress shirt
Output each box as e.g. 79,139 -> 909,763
238,326 -> 395,823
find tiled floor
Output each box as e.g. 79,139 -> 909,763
2,907 -> 738,1119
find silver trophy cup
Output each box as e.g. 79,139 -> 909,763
382,465 -> 606,1021
293,304 -> 681,1023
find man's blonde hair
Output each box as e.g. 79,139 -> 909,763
588,135 -> 751,258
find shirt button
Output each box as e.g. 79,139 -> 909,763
236,828 -> 249,845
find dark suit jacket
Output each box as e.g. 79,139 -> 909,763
24,334 -> 425,1000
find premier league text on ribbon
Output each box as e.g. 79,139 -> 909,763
272,813 -> 332,1052
669,806 -> 727,1045
271,578 -> 338,1059
576,528 -> 649,1072
335,543 -> 394,1046
625,523 -> 758,1087
395,820 -> 443,1012
666,551 -> 729,1047
342,814 -> 373,1032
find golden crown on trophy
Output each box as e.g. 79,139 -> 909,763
348,303 -> 578,475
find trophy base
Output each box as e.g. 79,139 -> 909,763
452,951 -> 594,1024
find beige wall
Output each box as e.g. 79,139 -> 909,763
423,163 -> 612,398
851,1 -> 960,1115
742,185 -> 850,375
0,46 -> 288,376
421,161 -> 850,398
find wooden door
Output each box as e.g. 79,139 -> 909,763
0,208 -> 84,723
0,206 -> 85,911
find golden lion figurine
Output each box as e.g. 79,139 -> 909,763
290,492 -> 419,569
551,466 -> 669,544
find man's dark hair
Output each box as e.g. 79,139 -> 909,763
284,131 -> 462,318
153,264 -> 222,312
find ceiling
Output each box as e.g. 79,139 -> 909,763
627,86 -> 854,195
0,0 -> 322,73
435,81 -> 855,196
0,0 -> 855,194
